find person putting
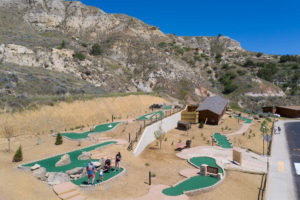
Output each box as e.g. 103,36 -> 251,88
86,161 -> 96,185
115,152 -> 121,171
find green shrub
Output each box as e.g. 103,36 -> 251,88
145,163 -> 150,166
12,145 -> 23,162
81,43 -> 88,47
237,70 -> 246,76
55,133 -> 63,145
199,121 -> 204,128
158,42 -> 167,48
256,52 -> 263,57
215,54 -> 222,63
90,44 -> 103,55
73,52 -> 85,61
58,40 -> 66,49
223,83 -> 238,94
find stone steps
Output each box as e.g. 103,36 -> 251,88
53,182 -> 78,195
59,190 -> 81,200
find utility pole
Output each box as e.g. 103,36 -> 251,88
262,126 -> 265,156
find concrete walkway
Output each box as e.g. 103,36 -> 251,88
177,146 -> 267,174
266,120 -> 297,200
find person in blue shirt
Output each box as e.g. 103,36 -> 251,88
86,161 -> 96,185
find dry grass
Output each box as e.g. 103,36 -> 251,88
230,118 -> 272,155
0,95 -> 168,137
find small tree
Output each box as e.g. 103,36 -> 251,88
199,121 -> 204,128
4,125 -> 13,152
58,40 -> 66,49
55,133 -> 63,145
90,44 -> 103,55
154,126 -> 165,150
12,145 -> 23,162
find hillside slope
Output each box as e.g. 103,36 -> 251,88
0,0 -> 299,112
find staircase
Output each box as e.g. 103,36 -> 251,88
53,182 -> 88,200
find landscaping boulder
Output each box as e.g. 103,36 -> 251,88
78,151 -> 91,160
92,161 -> 101,168
47,172 -> 70,185
33,167 -> 47,181
66,167 -> 84,176
80,168 -> 88,178
55,154 -> 71,167
31,164 -> 40,171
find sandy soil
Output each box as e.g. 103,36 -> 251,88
0,102 -> 267,200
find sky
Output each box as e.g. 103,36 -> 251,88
75,0 -> 300,55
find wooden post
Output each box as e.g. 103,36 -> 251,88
149,171 -> 151,185
129,133 -> 131,142
112,114 -> 114,122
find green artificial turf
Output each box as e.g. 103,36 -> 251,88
234,116 -> 253,124
162,175 -> 219,196
22,141 -> 117,172
162,105 -> 172,110
137,111 -> 164,120
162,156 -> 222,196
213,133 -> 232,149
72,167 -> 124,186
189,157 -> 223,174
60,122 -> 121,140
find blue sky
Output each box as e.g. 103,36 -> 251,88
75,0 -> 300,55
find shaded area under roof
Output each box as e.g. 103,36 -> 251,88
196,96 -> 228,115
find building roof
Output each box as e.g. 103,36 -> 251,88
277,106 -> 300,111
196,96 -> 228,115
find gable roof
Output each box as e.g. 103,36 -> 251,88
196,96 -> 228,115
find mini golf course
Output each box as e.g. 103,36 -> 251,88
162,157 -> 223,196
137,111 -> 164,121
162,105 -> 172,110
59,122 -> 121,140
234,116 -> 252,124
213,133 -> 232,149
22,141 -> 117,172
21,141 -> 124,186
73,167 -> 124,186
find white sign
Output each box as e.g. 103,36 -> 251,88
294,163 -> 300,175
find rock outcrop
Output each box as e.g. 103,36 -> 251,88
55,154 -> 71,167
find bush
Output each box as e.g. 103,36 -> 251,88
73,52 -> 85,61
12,145 -> 23,162
158,42 -> 167,48
243,59 -> 255,67
215,54 -> 222,63
90,44 -> 103,55
58,40 -> 66,49
237,69 -> 246,76
199,121 -> 204,128
223,83 -> 238,94
55,133 -> 63,145
256,52 -> 263,57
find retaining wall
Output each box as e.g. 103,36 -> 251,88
133,111 -> 182,156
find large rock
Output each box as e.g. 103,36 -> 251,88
33,167 -> 47,181
55,154 -> 71,167
47,172 -> 70,185
66,167 -> 84,176
78,151 -> 91,160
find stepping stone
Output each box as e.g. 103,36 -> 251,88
53,182 -> 78,195
31,164 -> 40,170
59,190 -> 80,200
68,195 -> 87,200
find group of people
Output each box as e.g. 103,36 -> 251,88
274,126 -> 281,134
86,152 -> 122,185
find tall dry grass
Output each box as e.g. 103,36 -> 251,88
0,95 -> 168,137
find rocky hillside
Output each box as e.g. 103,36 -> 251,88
0,0 -> 299,112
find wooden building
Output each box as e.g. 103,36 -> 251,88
262,106 -> 276,114
196,96 -> 228,125
181,105 -> 199,123
276,106 -> 300,118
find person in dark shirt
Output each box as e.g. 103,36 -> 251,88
115,152 -> 122,171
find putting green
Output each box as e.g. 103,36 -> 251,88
72,167 -> 124,186
137,111 -> 164,121
162,105 -> 172,110
234,116 -> 252,124
213,133 -> 232,149
162,157 -> 223,196
22,141 -> 117,172
60,122 -> 121,140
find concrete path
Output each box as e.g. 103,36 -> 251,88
266,120 -> 298,200
227,123 -> 252,136
177,146 -> 267,174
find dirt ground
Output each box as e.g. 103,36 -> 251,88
0,100 -> 268,200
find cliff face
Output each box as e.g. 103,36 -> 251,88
0,0 -> 292,111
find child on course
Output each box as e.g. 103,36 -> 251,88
99,168 -> 103,182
